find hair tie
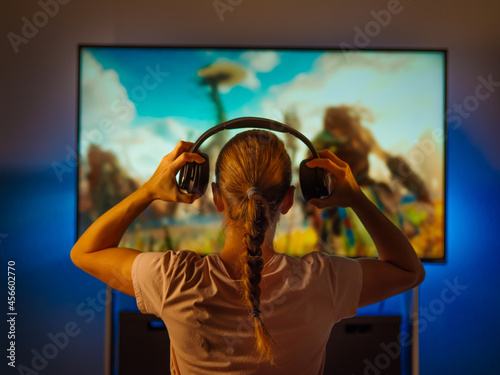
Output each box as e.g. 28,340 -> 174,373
247,187 -> 262,199
252,309 -> 261,318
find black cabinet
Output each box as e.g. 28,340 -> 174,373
324,315 -> 402,375
118,312 -> 170,375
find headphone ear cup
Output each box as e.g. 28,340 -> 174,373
299,159 -> 330,202
194,152 -> 210,196
177,153 -> 210,196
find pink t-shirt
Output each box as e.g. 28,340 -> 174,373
132,250 -> 362,375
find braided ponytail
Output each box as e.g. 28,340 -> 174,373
215,129 -> 292,364
241,192 -> 274,363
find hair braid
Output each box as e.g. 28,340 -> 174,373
241,193 -> 274,363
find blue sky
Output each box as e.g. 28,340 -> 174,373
86,47 -> 320,126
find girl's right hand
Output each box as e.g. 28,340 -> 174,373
306,150 -> 365,209
142,141 -> 205,203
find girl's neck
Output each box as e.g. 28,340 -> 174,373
218,225 -> 277,279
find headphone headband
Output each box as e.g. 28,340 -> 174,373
178,116 -> 329,201
190,117 -> 320,158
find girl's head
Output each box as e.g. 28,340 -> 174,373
214,129 -> 292,363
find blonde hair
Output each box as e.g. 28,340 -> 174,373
215,130 -> 291,363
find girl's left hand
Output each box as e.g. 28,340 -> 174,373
141,141 -> 205,203
306,149 -> 364,209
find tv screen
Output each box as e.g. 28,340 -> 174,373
77,46 -> 446,262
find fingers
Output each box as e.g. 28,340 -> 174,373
166,141 -> 197,162
306,157 -> 347,181
308,197 -> 329,209
169,152 -> 206,174
316,149 -> 348,167
175,191 -> 200,204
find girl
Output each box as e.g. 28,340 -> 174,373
71,129 -> 425,374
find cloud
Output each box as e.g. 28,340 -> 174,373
212,52 -> 280,93
80,51 -> 136,139
241,51 -> 280,72
317,51 -> 413,74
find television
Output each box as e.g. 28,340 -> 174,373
77,46 -> 446,262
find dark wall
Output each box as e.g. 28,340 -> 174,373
1,0 -> 499,374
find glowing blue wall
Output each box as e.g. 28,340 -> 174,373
2,1 -> 499,374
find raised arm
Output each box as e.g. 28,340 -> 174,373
306,150 -> 425,308
71,142 -> 204,297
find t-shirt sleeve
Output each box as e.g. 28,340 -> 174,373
324,254 -> 363,323
131,251 -> 177,317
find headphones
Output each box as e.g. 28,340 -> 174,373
177,117 -> 329,202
